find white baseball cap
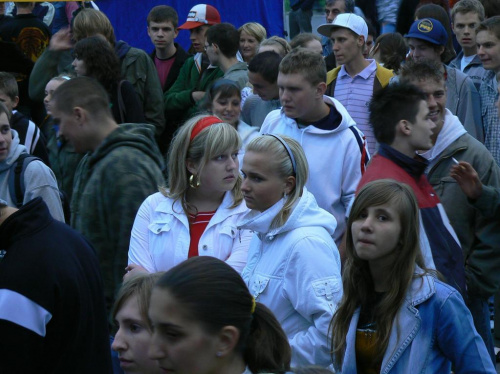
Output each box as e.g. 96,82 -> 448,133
317,13 -> 368,41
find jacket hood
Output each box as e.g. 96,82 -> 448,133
239,187 -> 337,240
86,123 -> 163,170
420,109 -> 467,167
115,40 -> 132,59
226,61 -> 248,73
279,95 -> 357,135
0,129 -> 27,172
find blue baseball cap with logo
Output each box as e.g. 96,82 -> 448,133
405,18 -> 448,46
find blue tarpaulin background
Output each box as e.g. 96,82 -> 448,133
97,1 -> 285,53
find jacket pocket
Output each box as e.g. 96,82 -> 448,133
148,217 -> 173,235
312,277 -> 342,311
312,278 -> 341,300
249,274 -> 271,300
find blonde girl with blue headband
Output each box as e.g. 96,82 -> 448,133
239,134 -> 342,368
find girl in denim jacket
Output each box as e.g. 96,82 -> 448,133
330,179 -> 495,373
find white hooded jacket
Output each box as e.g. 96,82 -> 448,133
260,95 -> 368,244
240,187 -> 342,367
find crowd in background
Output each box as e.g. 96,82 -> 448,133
1,0 -> 500,373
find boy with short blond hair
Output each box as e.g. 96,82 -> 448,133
261,48 -> 368,245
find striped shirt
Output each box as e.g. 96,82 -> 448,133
188,211 -> 216,258
335,60 -> 377,154
480,71 -> 500,165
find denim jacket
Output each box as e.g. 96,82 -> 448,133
340,271 -> 495,373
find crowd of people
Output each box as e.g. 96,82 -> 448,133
1,0 -> 500,373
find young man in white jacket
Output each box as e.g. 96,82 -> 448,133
260,48 -> 369,246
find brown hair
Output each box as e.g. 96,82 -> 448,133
72,9 -> 116,46
155,256 -> 292,373
0,72 -> 18,101
111,272 -> 164,329
147,5 -> 178,27
279,48 -> 326,86
330,179 -> 427,369
477,15 -> 500,40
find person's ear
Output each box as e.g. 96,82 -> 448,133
358,35 -> 365,48
316,82 -> 327,97
284,175 -> 296,196
438,45 -> 445,56
397,119 -> 412,136
73,107 -> 86,126
214,326 -> 240,358
12,96 -> 19,109
186,159 -> 198,175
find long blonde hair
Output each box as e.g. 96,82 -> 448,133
245,135 -> 308,229
164,115 -> 243,215
330,179 -> 427,369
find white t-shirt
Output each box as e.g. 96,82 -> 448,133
460,54 -> 476,72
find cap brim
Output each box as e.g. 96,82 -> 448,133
317,23 -> 337,37
404,32 -> 441,45
178,21 -> 205,30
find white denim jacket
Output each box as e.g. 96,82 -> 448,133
128,191 -> 252,273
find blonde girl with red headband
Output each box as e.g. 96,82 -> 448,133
126,115 -> 252,277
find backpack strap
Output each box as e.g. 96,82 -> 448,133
8,153 -> 42,208
117,80 -> 126,123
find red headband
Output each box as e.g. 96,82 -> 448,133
190,116 -> 223,141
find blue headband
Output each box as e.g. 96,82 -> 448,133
263,134 -> 296,175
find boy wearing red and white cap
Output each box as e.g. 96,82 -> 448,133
164,4 -> 223,139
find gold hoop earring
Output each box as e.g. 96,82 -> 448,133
189,174 -> 200,188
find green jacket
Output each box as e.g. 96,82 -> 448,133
164,53 -> 224,124
29,42 -> 165,137
71,123 -> 164,310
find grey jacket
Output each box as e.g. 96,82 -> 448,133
0,130 -> 64,221
223,61 -> 249,90
444,65 -> 484,143
424,111 -> 500,298
449,51 -> 488,92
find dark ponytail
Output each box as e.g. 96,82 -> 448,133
155,257 -> 291,373
245,302 -> 291,373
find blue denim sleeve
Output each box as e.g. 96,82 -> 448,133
435,287 -> 496,373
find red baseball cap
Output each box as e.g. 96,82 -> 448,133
178,4 -> 221,30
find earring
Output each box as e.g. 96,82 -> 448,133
189,174 -> 200,188
216,351 -> 222,358
283,191 -> 288,199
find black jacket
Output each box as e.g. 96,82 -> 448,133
0,198 -> 112,373
150,42 -> 191,93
